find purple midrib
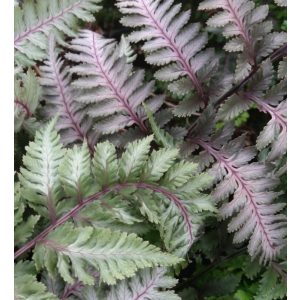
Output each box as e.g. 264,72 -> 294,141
14,0 -> 84,46
248,95 -> 287,130
50,49 -> 86,141
139,0 -> 205,99
224,0 -> 255,63
14,182 -> 193,259
133,269 -> 164,300
91,32 -> 147,133
14,98 -> 32,117
194,138 -> 276,251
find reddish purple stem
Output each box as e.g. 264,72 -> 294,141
14,182 -> 193,259
91,32 -> 148,134
14,98 -> 32,118
189,137 -> 275,251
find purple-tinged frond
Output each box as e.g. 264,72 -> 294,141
187,109 -> 286,263
66,30 -> 163,135
40,35 -> 96,150
199,0 -> 286,81
117,0 -> 214,104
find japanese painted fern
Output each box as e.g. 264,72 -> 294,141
14,0 -> 287,298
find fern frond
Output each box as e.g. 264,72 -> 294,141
218,60 -> 287,160
14,183 -> 40,247
67,30 -> 164,135
33,222 -> 182,285
14,0 -> 102,65
119,135 -> 154,181
40,35 -> 96,149
14,68 -> 41,133
16,125 -> 214,260
188,108 -> 286,263
107,268 -> 180,300
59,142 -> 93,202
15,261 -> 58,300
117,0 -> 215,106
19,119 -> 66,223
198,0 -> 286,81
254,266 -> 286,299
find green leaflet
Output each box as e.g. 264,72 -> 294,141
15,261 -> 58,300
14,0 -> 102,65
14,183 -> 40,247
143,103 -> 175,148
119,135 -> 153,181
142,148 -> 179,182
16,120 -> 215,293
92,141 -> 119,188
33,222 -> 182,285
59,142 -> 93,201
14,68 -> 41,134
161,160 -> 199,189
19,119 -> 66,221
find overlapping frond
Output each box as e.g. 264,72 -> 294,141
40,35 -> 96,149
14,183 -> 40,247
33,222 -> 182,285
186,108 -> 286,263
67,30 -> 164,135
117,0 -> 216,107
16,122 -> 214,261
15,261 -> 58,300
198,0 -> 286,81
217,60 -> 287,160
14,0 -> 102,65
107,268 -> 180,300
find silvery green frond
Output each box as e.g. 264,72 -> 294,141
14,0 -> 102,65
106,268 -> 181,300
59,142 -> 93,201
19,119 -> 66,222
15,261 -> 58,300
67,30 -> 164,135
14,183 -> 40,247
33,222 -> 182,285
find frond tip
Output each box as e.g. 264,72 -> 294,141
67,30 -> 164,135
117,0 -> 215,105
